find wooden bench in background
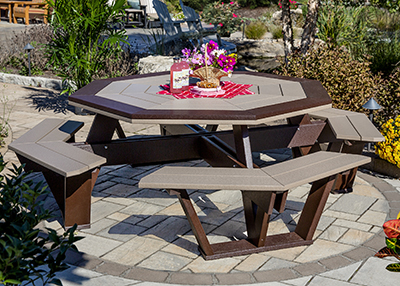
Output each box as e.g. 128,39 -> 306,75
9,118 -> 106,228
139,151 -> 371,260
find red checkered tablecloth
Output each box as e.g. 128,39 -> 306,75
157,81 -> 254,99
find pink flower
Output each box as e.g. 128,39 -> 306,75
218,23 -> 223,27
232,13 -> 237,18
221,2 -> 224,4
230,1 -> 234,3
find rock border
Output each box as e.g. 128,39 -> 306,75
62,172 -> 397,285
0,72 -> 62,90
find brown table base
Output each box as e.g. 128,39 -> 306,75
167,173 -> 336,260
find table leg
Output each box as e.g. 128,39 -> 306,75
86,114 -> 126,143
233,125 -> 253,168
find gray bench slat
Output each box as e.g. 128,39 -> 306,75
11,118 -> 66,145
38,141 -> 106,170
39,120 -> 84,143
9,143 -> 89,177
325,116 -> 361,141
139,167 -> 284,191
345,113 -> 384,142
309,108 -> 384,142
262,151 -> 339,176
264,153 -> 370,190
139,151 -> 370,192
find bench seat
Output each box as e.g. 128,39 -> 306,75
139,151 -> 370,260
9,118 -> 106,228
309,108 -> 384,142
139,151 -> 370,191
10,118 -> 105,177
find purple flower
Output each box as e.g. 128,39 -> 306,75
191,53 -> 204,65
207,40 -> 219,53
217,54 -> 227,67
182,48 -> 191,59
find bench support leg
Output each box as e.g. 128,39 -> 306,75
295,175 -> 337,240
43,169 -> 100,229
167,189 -> 214,257
16,154 -> 99,229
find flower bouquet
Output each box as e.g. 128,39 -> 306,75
181,40 -> 237,95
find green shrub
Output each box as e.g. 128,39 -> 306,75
245,21 -> 267,39
238,0 -> 273,9
368,38 -> 400,78
0,158 -> 82,285
46,0 -> 128,95
274,44 -> 381,115
376,68 -> 400,126
201,1 -> 242,37
182,0 -> 213,11
370,0 -> 400,13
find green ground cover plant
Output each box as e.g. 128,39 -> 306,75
0,158 -> 82,285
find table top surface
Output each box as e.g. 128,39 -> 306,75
68,71 -> 332,125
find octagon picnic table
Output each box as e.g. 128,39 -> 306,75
19,71 -> 383,259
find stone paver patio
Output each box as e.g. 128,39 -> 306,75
2,83 -> 400,285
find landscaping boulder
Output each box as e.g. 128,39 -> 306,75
138,55 -> 174,74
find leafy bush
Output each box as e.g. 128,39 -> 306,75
0,158 -> 82,285
375,116 -> 400,168
182,0 -> 213,11
201,1 -> 242,37
370,0 -> 400,13
377,68 -> 400,125
274,44 -> 381,115
46,0 -> 128,94
245,21 -> 267,39
274,43 -> 400,126
238,0 -> 273,9
367,37 -> 400,77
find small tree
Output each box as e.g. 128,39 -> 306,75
46,0 -> 127,94
0,157 -> 82,285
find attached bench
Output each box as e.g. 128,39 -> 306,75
139,151 -> 370,260
310,108 -> 384,146
9,118 -> 106,229
309,108 -> 384,192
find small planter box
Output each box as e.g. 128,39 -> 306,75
362,151 -> 400,178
